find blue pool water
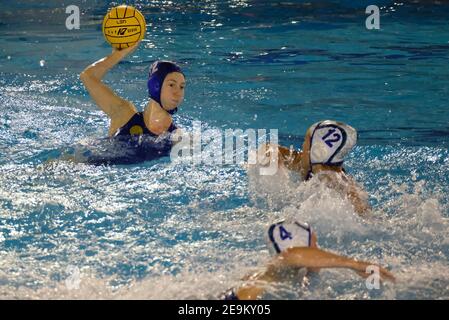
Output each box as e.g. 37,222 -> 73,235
0,0 -> 448,299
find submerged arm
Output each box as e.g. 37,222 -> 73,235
346,180 -> 371,216
318,171 -> 372,216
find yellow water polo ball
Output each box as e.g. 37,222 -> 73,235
102,5 -> 146,50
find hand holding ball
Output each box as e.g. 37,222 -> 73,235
102,5 -> 146,50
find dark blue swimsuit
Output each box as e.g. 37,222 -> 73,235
85,112 -> 178,165
113,112 -> 177,137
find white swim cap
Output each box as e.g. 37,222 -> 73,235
308,120 -> 357,166
265,220 -> 312,255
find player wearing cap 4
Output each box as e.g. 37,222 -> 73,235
222,219 -> 395,300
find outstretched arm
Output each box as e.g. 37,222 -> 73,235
277,247 -> 395,282
234,246 -> 394,300
80,43 -> 140,124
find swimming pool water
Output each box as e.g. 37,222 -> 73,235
0,0 -> 448,299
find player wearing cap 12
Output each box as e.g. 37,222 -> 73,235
261,120 -> 370,215
222,219 -> 395,300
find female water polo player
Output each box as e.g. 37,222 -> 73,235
79,42 -> 185,162
223,219 -> 395,300
262,120 -> 371,215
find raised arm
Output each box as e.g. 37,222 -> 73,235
80,43 -> 140,131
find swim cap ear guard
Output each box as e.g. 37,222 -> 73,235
308,120 -> 357,167
147,60 -> 184,115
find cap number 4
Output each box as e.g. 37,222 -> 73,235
279,226 -> 293,241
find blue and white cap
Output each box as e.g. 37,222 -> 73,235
308,120 -> 357,166
265,220 -> 312,255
